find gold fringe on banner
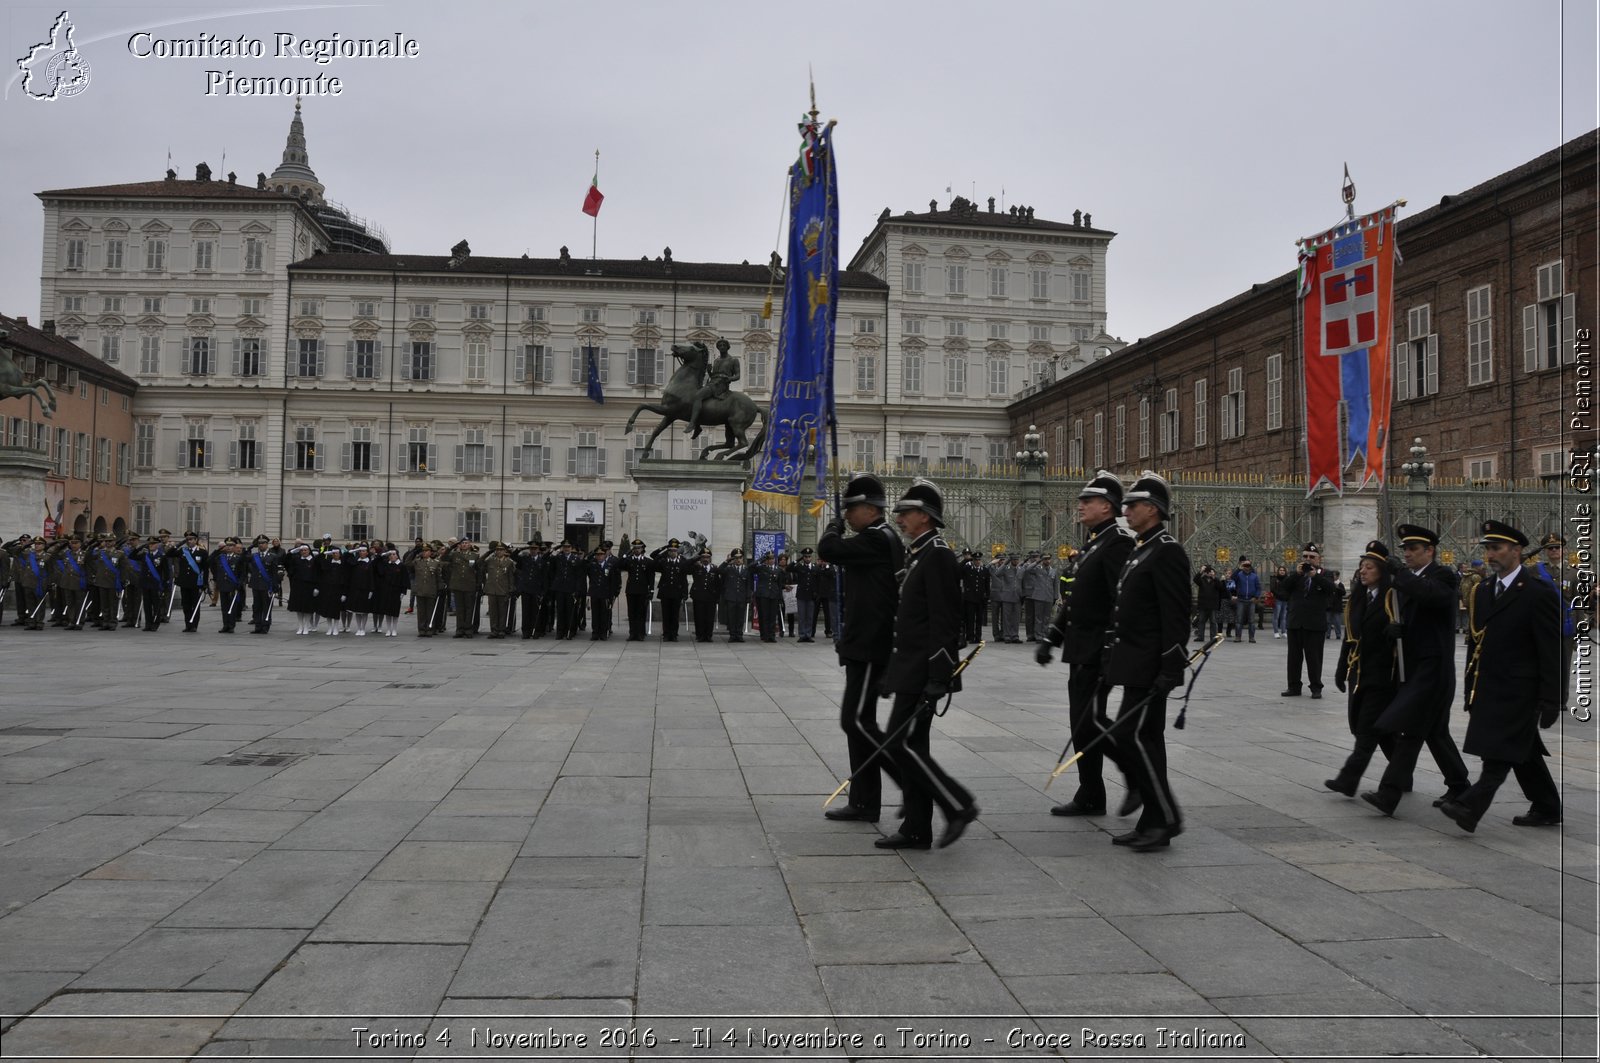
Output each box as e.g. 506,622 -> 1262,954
742,488 -> 802,512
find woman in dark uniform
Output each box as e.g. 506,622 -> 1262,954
346,544 -> 376,635
1326,542 -> 1398,797
373,545 -> 406,637
316,545 -> 348,635
287,542 -> 319,634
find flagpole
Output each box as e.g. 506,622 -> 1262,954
591,149 -> 599,260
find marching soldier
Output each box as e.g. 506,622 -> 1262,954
689,546 -> 721,642
209,538 -> 247,634
1037,470 -> 1138,819
409,543 -> 444,637
818,473 -> 905,825
1439,520 -> 1563,832
168,532 -> 209,633
1103,472 -> 1191,851
484,542 -> 518,639
719,548 -> 752,643
653,539 -> 689,642
876,479 -> 978,850
1326,541 -> 1400,797
1360,524 -> 1471,817
622,539 -> 655,641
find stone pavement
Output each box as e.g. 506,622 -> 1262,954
0,624 -> 1595,1062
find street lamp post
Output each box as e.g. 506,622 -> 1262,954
1399,437 -> 1434,526
543,497 -> 554,541
618,498 -> 628,540
1017,424 -> 1049,553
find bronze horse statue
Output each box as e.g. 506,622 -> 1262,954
623,341 -> 766,461
0,329 -> 57,419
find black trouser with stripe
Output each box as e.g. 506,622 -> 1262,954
885,689 -> 973,841
1065,661 -> 1129,810
1459,752 -> 1561,821
1117,685 -> 1181,833
838,658 -> 899,813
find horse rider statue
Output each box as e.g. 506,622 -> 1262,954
687,338 -> 740,440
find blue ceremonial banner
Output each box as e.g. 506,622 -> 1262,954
743,113 -> 837,512
585,346 -> 605,405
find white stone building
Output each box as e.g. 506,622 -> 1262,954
36,105 -> 1117,546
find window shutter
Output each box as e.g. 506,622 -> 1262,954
513,345 -> 526,383
316,340 -> 326,377
542,348 -> 554,383
1520,303 -> 1537,373
345,340 -> 355,379
1393,341 -> 1411,401
228,441 -> 238,470
484,445 -> 495,475
453,444 -> 465,474
181,337 -> 192,375
597,444 -> 607,477
599,347 -> 609,384
370,444 -> 381,474
511,443 -> 522,474
627,348 -> 638,385
1561,293 -> 1575,364
285,440 -> 296,467
340,442 -> 352,472
177,438 -> 186,467
231,338 -> 240,376
374,341 -> 384,378
567,446 -> 577,476
313,443 -> 325,472
426,444 -> 437,474
572,349 -> 584,384
203,437 -> 213,468
541,447 -> 552,476
655,348 -> 665,383
1424,334 -> 1438,395
456,512 -> 466,540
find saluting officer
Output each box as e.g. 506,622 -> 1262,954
959,549 -> 989,644
876,479 -> 978,850
653,539 -> 689,642
447,539 -> 481,638
246,536 -> 280,635
286,542 -> 319,634
1360,524 -> 1471,816
210,538 -> 247,634
689,547 -> 722,642
818,474 -> 905,824
587,540 -> 621,641
718,548 -> 752,642
622,539 -> 655,641
483,542 -> 519,639
408,543 -> 444,637
1037,470 -> 1138,819
1439,520 -> 1564,832
14,539 -> 49,630
169,531 -> 209,633
1103,472 -> 1192,851
514,541 -> 547,640
88,536 -> 124,631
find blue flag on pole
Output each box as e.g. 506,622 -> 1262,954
585,346 -> 604,405
743,112 -> 837,512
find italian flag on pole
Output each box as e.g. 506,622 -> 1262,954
582,173 -> 604,217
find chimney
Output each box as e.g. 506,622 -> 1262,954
988,196 -> 996,212
227,171 -> 237,185
16,315 -> 28,326
165,168 -> 177,182
195,162 -> 212,182
1083,213 -> 1091,227
42,319 -> 56,335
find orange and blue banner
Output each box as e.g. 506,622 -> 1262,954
1297,205 -> 1399,495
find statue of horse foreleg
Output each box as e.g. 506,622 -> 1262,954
639,414 -> 675,458
624,403 -> 664,435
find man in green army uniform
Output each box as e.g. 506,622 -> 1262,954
483,542 -> 518,639
88,536 -> 124,631
446,539 -> 481,638
409,543 -> 444,637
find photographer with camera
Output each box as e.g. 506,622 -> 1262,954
1279,543 -> 1335,698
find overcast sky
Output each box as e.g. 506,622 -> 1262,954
2,0 -> 1594,344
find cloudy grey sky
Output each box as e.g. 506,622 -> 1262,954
3,0 -> 1594,344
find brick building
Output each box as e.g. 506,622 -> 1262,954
1010,129 -> 1597,488
0,313 -> 138,538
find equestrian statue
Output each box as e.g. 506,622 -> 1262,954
623,340 -> 766,462
0,328 -> 58,420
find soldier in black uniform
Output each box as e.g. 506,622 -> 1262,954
752,552 -> 784,642
814,556 -> 837,638
551,541 -> 584,639
210,538 -> 248,634
689,547 -> 721,641
168,531 -> 209,632
719,548 -> 752,642
514,541 -> 547,639
246,536 -> 280,634
622,539 -> 655,641
1325,541 -> 1400,796
1360,524 -> 1471,816
875,479 -> 978,850
958,550 -> 990,645
1037,470 -> 1138,818
793,547 -> 822,642
818,474 -> 905,824
1103,472 -> 1192,851
588,541 -> 621,640
1279,541 -> 1336,697
118,536 -> 145,627
652,539 -> 689,642
1439,520 -> 1564,832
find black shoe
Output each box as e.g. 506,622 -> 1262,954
824,806 -> 879,822
1116,791 -> 1143,817
1110,829 -> 1143,846
1310,689 -> 1323,700
798,637 -> 813,643
1360,791 -> 1398,817
1281,689 -> 1301,697
730,636 -> 744,643
938,805 -> 979,849
1130,825 -> 1181,851
1324,777 -> 1356,797
1512,810 -> 1562,827
1438,799 -> 1478,833
1430,789 -> 1468,808
1050,799 -> 1106,817
874,832 -> 931,850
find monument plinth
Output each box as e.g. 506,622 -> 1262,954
0,447 -> 50,538
630,458 -> 749,555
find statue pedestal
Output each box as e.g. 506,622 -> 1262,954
0,447 -> 50,539
630,459 -> 749,556
1317,492 -> 1379,574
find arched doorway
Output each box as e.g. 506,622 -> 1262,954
112,517 -> 128,538
73,514 -> 88,536
93,516 -> 107,536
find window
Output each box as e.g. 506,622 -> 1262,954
1029,324 -> 1049,344
236,337 -> 262,377
1028,356 -> 1052,386
183,336 -> 213,375
1465,284 -> 1491,384
293,422 -> 320,471
1093,412 -> 1105,469
406,341 -> 434,381
407,509 -> 427,542
1160,388 -> 1180,453
355,300 -> 376,318
468,303 -> 492,321
290,505 -> 313,541
515,343 -> 553,384
571,347 -> 609,385
1071,270 -> 1090,303
62,294 -> 85,313
569,429 -> 606,477
625,429 -> 655,474
53,427 -> 69,476
410,303 -> 434,320
244,238 -> 264,272
132,502 -> 152,536
855,318 -> 877,334
233,420 -> 258,470
585,306 -> 606,325
747,312 -> 767,330
903,316 -> 924,336
459,510 -> 485,542
987,356 -> 1008,396
988,439 -> 1008,467
139,335 -> 161,374
900,434 -> 925,472
1221,367 -> 1245,439
945,437 -> 970,469
145,239 -> 166,271
183,502 -> 205,534
135,421 -> 155,469
855,351 -> 877,393
403,424 -> 433,474
746,348 -> 769,391
190,297 -> 212,315
1138,398 -> 1151,459
989,266 -> 1007,297
526,305 -> 545,323
457,426 -> 491,475
853,435 -> 877,469
105,239 -> 124,270
464,339 -> 488,382
74,431 -> 90,479
690,310 -> 711,328
628,347 -> 664,387
183,420 -> 209,469
298,299 -> 321,318
242,296 -> 265,316
1524,261 -> 1574,372
100,332 -> 121,364
902,352 -> 923,395
946,355 -> 967,396
1193,379 -> 1208,447
1068,419 -> 1084,470
65,239 -> 86,270
1467,456 -> 1497,482
193,240 -> 215,271
946,319 -> 967,338
142,296 -> 163,315
988,323 -> 1009,341
101,296 -> 123,313
347,508 -> 371,542
1031,269 -> 1049,300
1265,353 -> 1283,430
1395,305 -> 1438,399
513,428 -> 551,477
346,423 -> 376,472
947,264 -> 966,295
225,503 -> 251,539
636,309 -> 657,326
1114,404 -> 1127,463
296,337 -> 324,378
